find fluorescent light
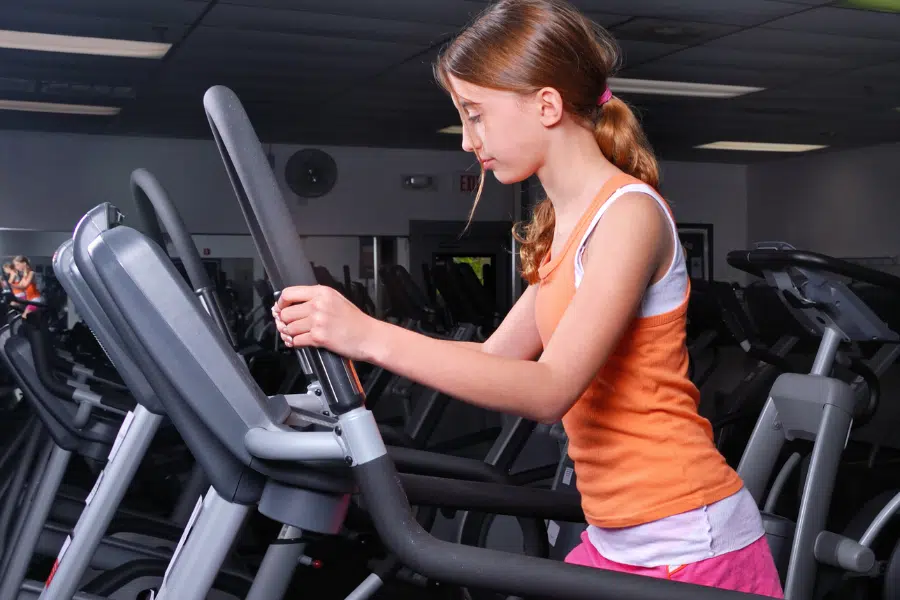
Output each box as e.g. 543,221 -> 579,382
696,141 -> 827,152
608,77 -> 763,98
0,99 -> 120,116
438,125 -> 463,134
0,29 -> 170,59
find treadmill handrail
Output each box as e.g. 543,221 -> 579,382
727,249 -> 900,293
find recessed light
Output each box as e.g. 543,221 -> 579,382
696,141 -> 828,152
0,29 -> 170,59
609,77 -> 763,98
438,125 -> 463,134
0,99 -> 120,116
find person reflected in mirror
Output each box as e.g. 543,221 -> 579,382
12,256 -> 41,319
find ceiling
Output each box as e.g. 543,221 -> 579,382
0,0 -> 899,163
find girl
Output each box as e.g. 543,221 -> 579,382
274,0 -> 783,596
11,256 -> 41,318
2,263 -> 19,296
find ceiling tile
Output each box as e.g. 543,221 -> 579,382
0,8 -> 187,43
204,4 -> 456,46
172,26 -> 422,70
0,0 -> 894,161
215,0 -> 484,26
2,0 -> 209,24
663,46 -> 854,72
709,27 -> 900,61
566,0 -> 813,26
765,6 -> 900,41
611,18 -> 740,46
618,39 -> 686,66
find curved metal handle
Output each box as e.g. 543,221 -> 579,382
130,169 -> 237,348
203,85 -> 364,414
130,169 -> 214,292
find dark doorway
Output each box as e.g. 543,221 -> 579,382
409,220 -> 514,316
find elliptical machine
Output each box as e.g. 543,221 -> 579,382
729,242 -> 900,599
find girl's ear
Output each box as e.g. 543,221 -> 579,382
536,87 -> 564,127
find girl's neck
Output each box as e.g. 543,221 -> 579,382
536,127 -> 621,237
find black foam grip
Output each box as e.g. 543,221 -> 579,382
399,472 -> 583,522
203,85 -> 364,415
727,249 -> 900,292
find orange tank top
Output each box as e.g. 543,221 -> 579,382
24,280 -> 39,301
14,276 -> 39,301
534,173 -> 743,529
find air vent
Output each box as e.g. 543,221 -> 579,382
611,18 -> 737,45
742,106 -> 809,117
0,77 -> 34,93
40,81 -> 135,99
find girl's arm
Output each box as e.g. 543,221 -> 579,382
18,271 -> 33,288
447,285 -> 543,358
278,193 -> 667,423
361,194 -> 667,422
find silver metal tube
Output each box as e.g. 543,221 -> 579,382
345,574 -> 384,600
860,491 -> 900,548
811,326 -> 842,376
764,452 -> 801,513
372,236 -> 381,318
243,428 -> 344,462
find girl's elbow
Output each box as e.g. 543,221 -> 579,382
537,387 -> 583,424
533,400 -> 571,425
536,412 -> 562,425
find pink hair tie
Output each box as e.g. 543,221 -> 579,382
598,88 -> 613,106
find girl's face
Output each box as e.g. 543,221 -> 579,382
13,261 -> 25,272
448,75 -> 553,186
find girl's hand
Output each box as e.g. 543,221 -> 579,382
273,285 -> 379,362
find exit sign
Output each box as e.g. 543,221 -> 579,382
459,173 -> 479,194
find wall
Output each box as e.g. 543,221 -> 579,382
0,129 -> 750,282
0,130 -> 514,235
748,142 -> 900,270
0,230 -> 71,261
270,144 -> 513,236
659,161 -> 748,282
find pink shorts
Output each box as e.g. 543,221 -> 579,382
565,532 -> 784,598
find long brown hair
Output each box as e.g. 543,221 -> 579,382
434,0 -> 659,284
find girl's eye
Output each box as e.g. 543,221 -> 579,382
468,114 -> 481,124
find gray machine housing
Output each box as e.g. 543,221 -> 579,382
733,241 -> 899,600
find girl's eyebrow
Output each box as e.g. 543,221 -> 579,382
459,98 -> 480,110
